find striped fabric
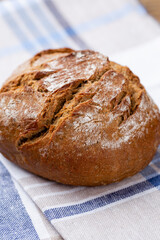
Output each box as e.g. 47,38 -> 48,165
0,0 -> 160,239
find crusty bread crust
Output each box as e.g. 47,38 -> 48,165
0,48 -> 159,186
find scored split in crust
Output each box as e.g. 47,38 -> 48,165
0,48 -> 159,186
0,49 -> 144,148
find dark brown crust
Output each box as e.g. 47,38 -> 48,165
0,48 -> 159,186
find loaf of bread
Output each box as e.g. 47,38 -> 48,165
0,48 -> 159,186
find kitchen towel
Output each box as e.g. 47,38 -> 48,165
0,0 -> 160,239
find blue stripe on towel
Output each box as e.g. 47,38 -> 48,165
75,3 -> 146,34
44,175 -> 160,221
0,5 -> 36,52
152,147 -> 160,164
44,147 -> 160,221
44,174 -> 160,221
0,0 -> 147,58
141,166 -> 160,188
0,161 -> 39,240
141,165 -> 157,179
10,0 -> 50,49
44,0 -> 89,49
29,0 -> 69,47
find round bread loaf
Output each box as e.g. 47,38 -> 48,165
0,48 -> 159,186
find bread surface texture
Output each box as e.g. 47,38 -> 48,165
0,48 -> 159,186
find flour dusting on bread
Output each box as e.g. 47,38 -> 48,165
0,48 -> 159,186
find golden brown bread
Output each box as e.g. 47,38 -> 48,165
0,48 -> 159,186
